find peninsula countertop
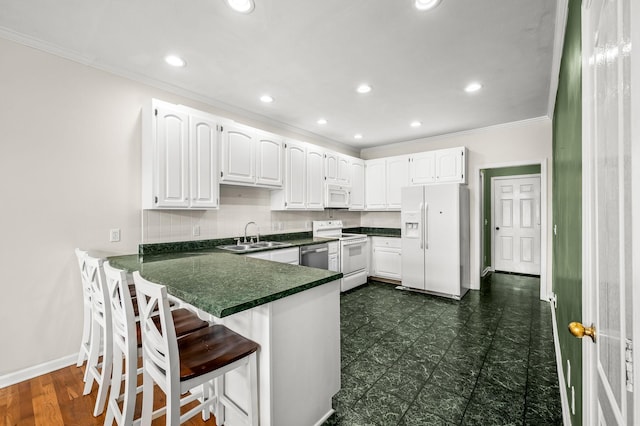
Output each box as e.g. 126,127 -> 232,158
108,251 -> 342,318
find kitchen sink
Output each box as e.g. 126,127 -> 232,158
217,241 -> 292,252
249,241 -> 290,248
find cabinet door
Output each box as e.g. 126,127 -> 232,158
365,160 -> 387,210
324,151 -> 338,183
349,160 -> 365,210
337,155 -> 351,184
221,124 -> 255,184
189,115 -> 219,208
373,247 -> 402,280
285,142 -> 306,209
410,151 -> 436,185
255,132 -> 283,187
156,105 -> 189,208
306,146 -> 325,209
386,156 -> 410,209
435,147 -> 463,182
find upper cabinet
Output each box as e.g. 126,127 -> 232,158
365,156 -> 409,211
142,99 -> 219,210
325,151 -> 350,185
220,125 -> 283,188
408,146 -> 467,185
409,151 -> 435,184
385,155 -> 410,209
255,131 -> 284,187
271,140 -> 325,210
349,159 -> 365,211
365,159 -> 387,210
434,147 -> 466,183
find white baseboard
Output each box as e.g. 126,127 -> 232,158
0,353 -> 77,389
314,408 -> 335,426
481,266 -> 493,277
549,296 -> 572,426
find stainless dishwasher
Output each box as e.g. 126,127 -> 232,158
299,243 -> 329,270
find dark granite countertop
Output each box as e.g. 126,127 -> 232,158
344,227 -> 401,237
139,232 -> 338,255
108,251 -> 342,318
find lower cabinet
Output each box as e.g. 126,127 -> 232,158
245,247 -> 299,265
370,237 -> 402,280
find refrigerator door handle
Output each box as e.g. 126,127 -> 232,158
419,202 -> 424,249
424,203 -> 429,250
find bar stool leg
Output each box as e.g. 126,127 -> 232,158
93,327 -> 112,416
83,317 -> 101,394
248,352 -> 259,426
141,369 -> 154,426
215,375 -> 226,425
76,302 -> 91,367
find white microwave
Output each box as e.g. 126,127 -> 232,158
325,184 -> 350,208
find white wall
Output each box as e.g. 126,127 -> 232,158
360,117 -> 553,292
0,37 -> 356,377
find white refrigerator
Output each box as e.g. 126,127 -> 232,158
401,183 -> 470,299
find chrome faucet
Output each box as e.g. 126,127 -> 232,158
244,221 -> 260,243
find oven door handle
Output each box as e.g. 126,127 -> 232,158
342,239 -> 367,247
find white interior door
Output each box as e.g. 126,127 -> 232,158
582,0 -> 635,424
492,175 -> 541,275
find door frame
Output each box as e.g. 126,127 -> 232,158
581,0 -> 640,424
474,159 -> 549,301
490,173 -> 542,276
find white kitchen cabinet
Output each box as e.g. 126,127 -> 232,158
306,145 -> 325,210
371,237 -> 402,280
189,114 -> 220,208
385,155 -> 410,209
364,156 -> 408,211
284,141 -> 306,209
245,247 -> 300,265
435,146 -> 466,183
349,159 -> 365,210
142,99 -> 219,209
255,131 -> 283,187
365,159 -> 387,210
328,241 -> 339,272
325,152 -> 350,185
220,123 -> 255,185
409,151 -> 436,185
221,125 -> 283,188
271,140 -> 324,210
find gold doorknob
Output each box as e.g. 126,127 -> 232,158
568,322 -> 596,342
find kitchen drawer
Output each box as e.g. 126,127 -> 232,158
371,236 -> 401,249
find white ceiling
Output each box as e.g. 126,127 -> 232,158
0,0 -> 558,149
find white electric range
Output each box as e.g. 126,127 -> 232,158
313,220 -> 368,292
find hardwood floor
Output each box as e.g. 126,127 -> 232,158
0,364 -> 216,425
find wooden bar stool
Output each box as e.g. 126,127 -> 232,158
74,248 -> 93,371
103,262 -> 209,426
133,271 -> 260,426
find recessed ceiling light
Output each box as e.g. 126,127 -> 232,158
410,121 -> 422,128
225,0 -> 255,13
465,82 -> 483,93
354,133 -> 363,140
317,118 -> 328,125
260,94 -> 274,103
164,55 -> 186,67
415,0 -> 442,11
356,84 -> 372,94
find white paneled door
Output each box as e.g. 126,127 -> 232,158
492,175 -> 541,275
582,0 -> 636,424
